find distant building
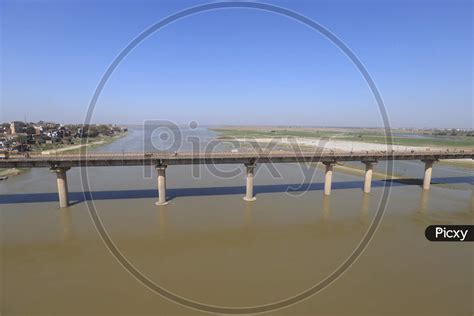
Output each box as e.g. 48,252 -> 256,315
10,122 -> 16,134
34,125 -> 43,135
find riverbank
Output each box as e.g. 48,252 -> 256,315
212,127 -> 474,148
0,131 -> 128,177
212,127 -> 473,170
40,141 -> 105,154
40,131 -> 128,154
0,167 -> 28,177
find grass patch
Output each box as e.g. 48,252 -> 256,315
211,127 -> 474,148
39,131 -> 128,154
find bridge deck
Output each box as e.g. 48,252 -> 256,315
0,150 -> 472,168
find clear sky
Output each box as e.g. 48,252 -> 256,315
1,0 -> 472,128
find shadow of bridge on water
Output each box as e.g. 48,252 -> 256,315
1,176 -> 472,205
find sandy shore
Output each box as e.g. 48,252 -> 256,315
233,137 -> 438,151
41,140 -> 105,154
230,137 -> 473,165
0,168 -> 27,177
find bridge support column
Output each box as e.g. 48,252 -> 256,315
422,160 -> 435,190
155,165 -> 169,206
243,163 -> 257,202
363,162 -> 375,193
323,162 -> 334,196
51,167 -> 71,208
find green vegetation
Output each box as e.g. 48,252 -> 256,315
39,131 -> 128,154
212,127 -> 474,148
337,133 -> 474,148
54,131 -> 129,154
214,128 -> 342,139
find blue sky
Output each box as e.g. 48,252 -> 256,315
1,0 -> 472,128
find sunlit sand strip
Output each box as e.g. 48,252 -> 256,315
232,137 -> 441,152
41,141 -> 105,155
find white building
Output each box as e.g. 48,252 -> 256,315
10,122 -> 16,134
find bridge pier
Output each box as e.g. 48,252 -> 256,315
155,165 -> 169,206
363,161 -> 376,193
323,162 -> 334,196
51,167 -> 71,208
243,163 -> 257,201
422,160 -> 435,190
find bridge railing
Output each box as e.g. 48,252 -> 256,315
3,148 -> 472,161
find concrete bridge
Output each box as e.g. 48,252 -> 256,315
1,150 -> 472,207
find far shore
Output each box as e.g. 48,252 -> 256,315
227,137 -> 473,169
0,131 -> 128,178
40,140 -> 105,154
40,131 -> 128,155
212,126 -> 474,149
0,168 -> 28,177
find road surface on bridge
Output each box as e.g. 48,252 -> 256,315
0,150 -> 472,168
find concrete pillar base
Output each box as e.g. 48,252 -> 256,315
156,165 -> 168,206
422,160 -> 435,190
323,162 -> 335,196
363,161 -> 376,193
244,162 -> 257,202
243,196 -> 257,202
50,167 -> 71,208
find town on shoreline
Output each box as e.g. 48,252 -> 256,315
0,121 -> 128,155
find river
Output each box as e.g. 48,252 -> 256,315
1,126 -> 472,315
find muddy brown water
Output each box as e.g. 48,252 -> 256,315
1,127 -> 472,315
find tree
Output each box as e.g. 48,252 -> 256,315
25,126 -> 36,135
